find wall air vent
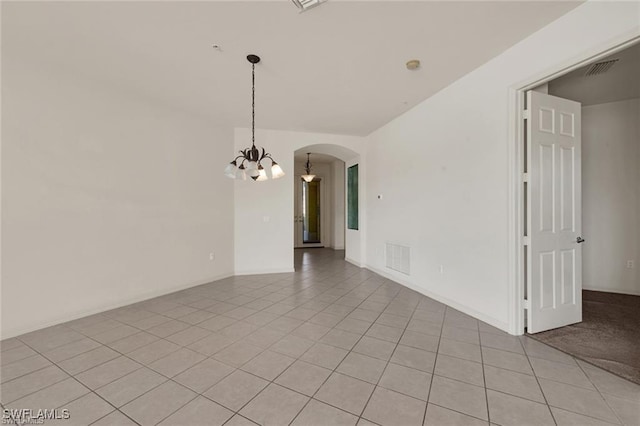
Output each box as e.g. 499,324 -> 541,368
385,243 -> 410,275
291,0 -> 327,13
584,59 -> 619,76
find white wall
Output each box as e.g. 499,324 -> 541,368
233,129 -> 364,274
1,61 -> 235,339
332,160 -> 346,250
581,99 -> 640,295
364,1 -> 640,332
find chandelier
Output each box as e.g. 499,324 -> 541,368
225,54 -> 284,181
301,153 -> 316,182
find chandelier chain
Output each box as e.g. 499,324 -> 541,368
251,63 -> 256,148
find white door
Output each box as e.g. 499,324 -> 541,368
527,90 -> 583,333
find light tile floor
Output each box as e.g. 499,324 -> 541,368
1,249 -> 639,425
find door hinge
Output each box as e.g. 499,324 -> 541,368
523,299 -> 530,309
523,109 -> 530,120
522,173 -> 529,183
523,236 -> 530,246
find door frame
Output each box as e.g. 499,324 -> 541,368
507,33 -> 640,335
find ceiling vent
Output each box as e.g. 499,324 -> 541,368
291,0 -> 327,12
584,59 -> 619,76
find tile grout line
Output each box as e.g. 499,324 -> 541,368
210,274 -> 391,424
116,272 -> 348,424
421,305 -> 448,426
5,293 -> 280,424
521,335 -> 628,425
574,356 -> 625,425
477,319 -> 492,425
7,336 -> 143,426
142,272 -> 369,424
312,290 -> 404,421
228,276 -> 392,424
520,337 -> 561,426
354,290 -> 423,425
284,295 -> 390,424
0,354 -> 62,387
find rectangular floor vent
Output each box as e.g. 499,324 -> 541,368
385,243 -> 410,275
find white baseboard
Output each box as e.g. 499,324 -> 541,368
365,264 -> 510,334
234,268 -> 295,276
1,272 -> 234,340
345,257 -> 363,268
583,286 -> 640,296
332,246 -> 345,250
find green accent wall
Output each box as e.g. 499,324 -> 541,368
347,164 -> 359,230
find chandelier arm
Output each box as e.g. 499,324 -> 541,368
262,154 -> 277,164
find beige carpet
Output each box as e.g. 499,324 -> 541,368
529,290 -> 640,385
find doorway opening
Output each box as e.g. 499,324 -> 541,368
302,178 -> 321,244
511,37 -> 640,384
293,150 -> 346,252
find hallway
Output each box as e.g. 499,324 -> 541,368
1,249 -> 638,425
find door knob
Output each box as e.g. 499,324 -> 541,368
576,237 -> 585,244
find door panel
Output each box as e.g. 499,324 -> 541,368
527,90 -> 582,333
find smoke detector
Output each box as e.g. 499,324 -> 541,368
584,59 -> 619,76
291,0 -> 327,13
406,59 -> 421,71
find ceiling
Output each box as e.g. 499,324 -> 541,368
549,42 -> 640,106
2,1 -> 582,136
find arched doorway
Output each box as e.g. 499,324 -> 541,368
293,144 -> 361,268
232,128 -> 364,276
293,152 -> 344,250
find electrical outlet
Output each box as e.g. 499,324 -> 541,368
627,260 -> 635,269
209,252 -> 215,261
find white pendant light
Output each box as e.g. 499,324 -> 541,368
301,153 -> 316,182
224,162 -> 237,178
256,165 -> 268,181
271,163 -> 285,179
225,54 -> 284,181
